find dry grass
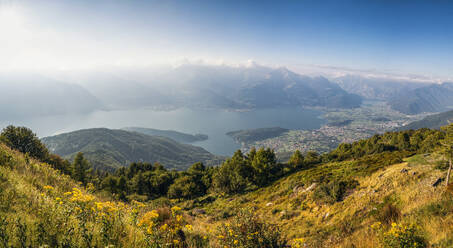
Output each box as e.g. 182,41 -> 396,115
198,154 -> 453,247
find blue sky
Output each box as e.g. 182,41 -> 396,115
1,0 -> 452,79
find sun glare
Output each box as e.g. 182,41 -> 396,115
0,5 -> 26,35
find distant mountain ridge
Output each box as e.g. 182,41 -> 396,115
122,127 -> 208,143
53,64 -> 362,110
0,72 -> 103,119
333,75 -> 428,100
388,82 -> 453,114
41,128 -> 221,171
334,75 -> 453,115
398,109 -> 453,130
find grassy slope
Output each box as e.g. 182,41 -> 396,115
192,153 -> 453,247
0,143 -> 137,247
2,139 -> 453,247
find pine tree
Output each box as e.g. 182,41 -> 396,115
288,150 -> 304,169
71,152 -> 92,186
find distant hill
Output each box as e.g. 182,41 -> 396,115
41,128 -> 221,171
398,109 -> 453,130
122,127 -> 208,143
226,127 -> 289,143
388,82 -> 453,114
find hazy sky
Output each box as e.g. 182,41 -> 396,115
1,0 -> 453,79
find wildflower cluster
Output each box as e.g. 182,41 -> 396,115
137,205 -> 199,247
291,238 -> 305,248
215,209 -> 287,248
372,222 -> 426,248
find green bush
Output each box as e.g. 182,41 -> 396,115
373,222 -> 426,248
376,203 -> 401,225
313,180 -> 359,204
215,209 -> 287,248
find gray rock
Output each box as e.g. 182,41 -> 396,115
304,183 -> 317,192
192,208 -> 206,215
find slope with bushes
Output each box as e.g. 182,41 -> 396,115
2,124 -> 453,247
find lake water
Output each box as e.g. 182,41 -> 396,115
0,107 -> 325,156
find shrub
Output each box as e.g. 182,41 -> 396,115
372,222 -> 426,248
215,209 -> 287,248
376,203 -> 401,225
434,160 -> 449,171
313,180 -> 359,204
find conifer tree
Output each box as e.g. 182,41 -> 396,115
288,150 -> 304,169
71,152 -> 92,186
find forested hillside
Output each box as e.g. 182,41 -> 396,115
41,128 -> 220,171
122,127 -> 208,143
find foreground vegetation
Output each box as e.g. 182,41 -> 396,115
0,124 -> 453,247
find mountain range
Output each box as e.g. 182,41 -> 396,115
47,64 -> 362,111
334,75 -> 453,114
0,72 -> 102,119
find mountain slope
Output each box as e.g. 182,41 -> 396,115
388,83 -> 453,114
122,127 -> 208,143
0,72 -> 102,119
333,75 -> 428,100
399,109 -> 453,130
41,128 -> 220,171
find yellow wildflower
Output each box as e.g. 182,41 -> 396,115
147,225 -> 153,234
138,210 -> 159,227
185,224 -> 193,231
43,185 -> 54,191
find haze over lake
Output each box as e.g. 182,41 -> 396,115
1,107 -> 325,156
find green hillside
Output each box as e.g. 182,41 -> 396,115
122,127 -> 208,143
399,109 -> 453,130
41,128 -> 221,171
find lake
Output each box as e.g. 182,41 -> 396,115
0,107 -> 325,156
